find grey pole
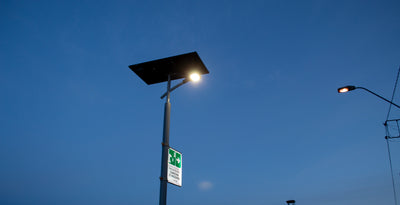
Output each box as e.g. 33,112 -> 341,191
159,75 -> 171,205
356,87 -> 400,109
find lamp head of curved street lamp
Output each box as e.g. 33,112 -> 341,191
338,85 -> 356,93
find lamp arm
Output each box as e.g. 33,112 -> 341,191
356,87 -> 400,109
160,79 -> 189,99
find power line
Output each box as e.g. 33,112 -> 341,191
384,66 -> 400,205
386,66 -> 400,121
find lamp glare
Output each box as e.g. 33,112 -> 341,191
339,88 -> 349,93
190,73 -> 201,82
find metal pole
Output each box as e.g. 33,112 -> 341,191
357,87 -> 400,109
385,136 -> 398,205
159,75 -> 171,205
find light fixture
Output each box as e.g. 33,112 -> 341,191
286,200 -> 296,205
189,73 -> 201,82
338,85 -> 356,93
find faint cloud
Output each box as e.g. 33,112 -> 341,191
198,181 -> 213,191
243,79 -> 257,88
267,70 -> 281,81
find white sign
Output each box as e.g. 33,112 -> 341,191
167,148 -> 182,187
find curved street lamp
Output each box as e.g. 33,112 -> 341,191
337,85 -> 400,109
129,52 -> 209,205
338,85 -> 399,205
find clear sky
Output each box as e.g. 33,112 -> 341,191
1,0 -> 400,204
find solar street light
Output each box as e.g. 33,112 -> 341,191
129,52 -> 209,205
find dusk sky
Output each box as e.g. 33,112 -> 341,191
1,0 -> 400,205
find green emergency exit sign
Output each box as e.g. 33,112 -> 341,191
167,148 -> 182,187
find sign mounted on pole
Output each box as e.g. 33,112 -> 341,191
167,147 -> 182,187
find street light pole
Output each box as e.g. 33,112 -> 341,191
129,52 -> 209,205
159,75 -> 171,205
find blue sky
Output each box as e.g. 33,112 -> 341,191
1,0 -> 400,204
